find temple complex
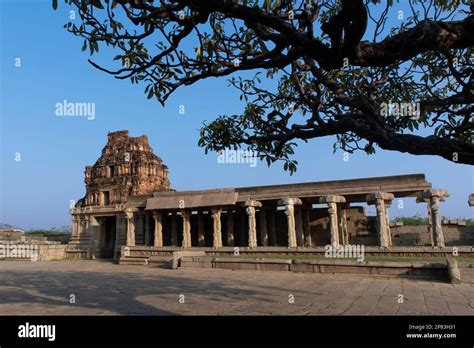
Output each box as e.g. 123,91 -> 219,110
66,131 -> 471,261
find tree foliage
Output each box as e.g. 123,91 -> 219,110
54,0 -> 474,173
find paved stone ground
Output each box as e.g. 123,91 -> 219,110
0,260 -> 473,315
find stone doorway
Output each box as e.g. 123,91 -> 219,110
99,217 -> 116,258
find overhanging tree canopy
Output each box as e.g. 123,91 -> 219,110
54,0 -> 474,172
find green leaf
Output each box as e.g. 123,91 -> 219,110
52,0 -> 58,10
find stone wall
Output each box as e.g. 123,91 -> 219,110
37,244 -> 67,261
308,208 -> 473,247
0,230 -> 25,241
309,207 -> 378,246
0,230 -> 69,245
45,234 -> 70,244
391,222 -> 474,246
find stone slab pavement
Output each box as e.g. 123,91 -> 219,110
0,260 -> 473,315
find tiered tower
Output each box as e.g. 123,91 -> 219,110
77,130 -> 171,207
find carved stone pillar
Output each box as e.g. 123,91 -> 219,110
153,211 -> 163,247
181,210 -> 192,248
319,195 -> 346,249
417,189 -> 449,247
211,207 -> 223,248
295,205 -> 303,246
340,203 -> 350,246
278,198 -> 302,248
226,209 -> 234,246
366,192 -> 394,248
70,215 -> 80,243
302,206 -> 312,247
80,216 -> 88,241
245,200 -> 262,248
124,210 -> 135,247
427,203 -> 434,246
197,210 -> 205,247
84,215 -> 90,238
336,205 -> 344,245
385,201 -> 392,247
417,195 -> 434,246
259,207 -> 269,247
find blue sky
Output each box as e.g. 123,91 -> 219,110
0,0 -> 472,230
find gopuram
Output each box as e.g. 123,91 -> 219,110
66,131 -> 472,261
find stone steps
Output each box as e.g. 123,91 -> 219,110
118,257 -> 148,265
148,256 -> 177,269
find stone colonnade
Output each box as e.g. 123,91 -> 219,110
70,188 -> 451,251
119,197 -> 312,249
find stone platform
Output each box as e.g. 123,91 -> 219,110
120,245 -> 474,258
1,260 -> 473,315
179,257 -> 451,282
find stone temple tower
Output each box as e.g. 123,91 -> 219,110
77,130 -> 171,207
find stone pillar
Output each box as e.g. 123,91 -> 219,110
427,203 -> 434,246
124,210 -> 136,246
79,216 -> 87,240
385,200 -> 392,247
302,206 -> 312,247
366,192 -> 394,248
337,204 -> 344,246
71,215 -> 80,242
278,198 -> 302,248
259,207 -> 269,247
181,210 -> 192,248
197,211 -> 205,247
226,209 -> 234,246
171,212 -> 178,246
267,207 -> 277,246
319,195 -> 346,249
245,200 -> 262,248
416,196 -> 434,246
294,205 -> 303,246
144,214 -> 151,246
84,215 -> 90,238
417,189 -> 449,247
211,207 -> 223,248
341,203 -> 350,245
153,211 -> 163,247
